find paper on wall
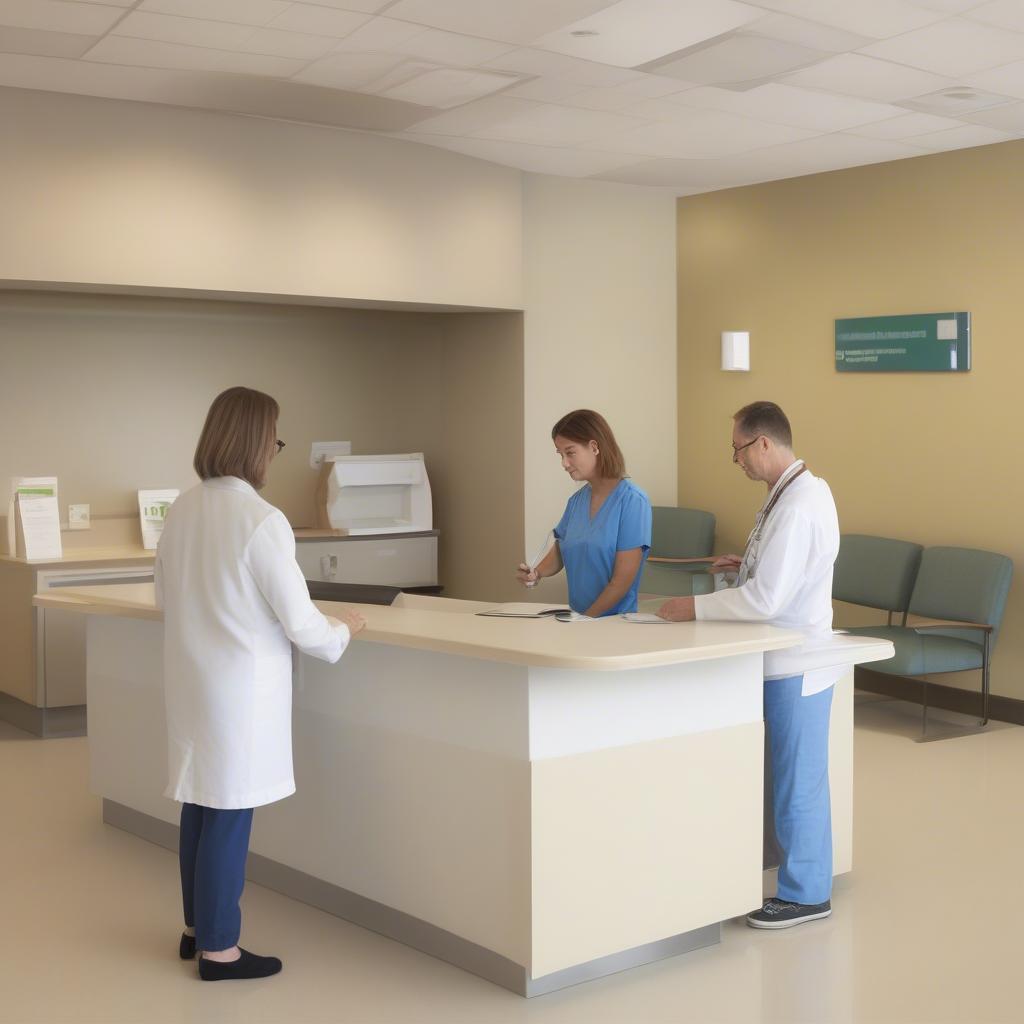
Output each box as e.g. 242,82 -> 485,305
138,489 -> 179,550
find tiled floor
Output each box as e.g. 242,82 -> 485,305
2,695 -> 1021,1024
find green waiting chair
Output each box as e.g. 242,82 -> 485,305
841,546 -> 1013,726
640,506 -> 716,598
833,534 -> 923,627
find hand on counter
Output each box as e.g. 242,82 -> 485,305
330,608 -> 367,636
657,597 -> 696,622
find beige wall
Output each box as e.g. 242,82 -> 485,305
0,87 -> 522,311
676,140 -> 1024,699
0,291 -> 522,600
522,175 -> 677,603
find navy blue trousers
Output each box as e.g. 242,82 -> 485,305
179,803 -> 254,952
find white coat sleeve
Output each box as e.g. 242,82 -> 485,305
695,507 -> 813,622
245,512 -> 350,663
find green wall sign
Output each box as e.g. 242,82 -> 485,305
835,312 -> 971,372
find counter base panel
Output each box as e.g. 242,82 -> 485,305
0,691 -> 85,737
102,798 -> 720,998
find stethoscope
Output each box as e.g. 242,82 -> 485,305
736,462 -> 807,585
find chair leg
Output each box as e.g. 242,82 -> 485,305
981,634 -> 991,726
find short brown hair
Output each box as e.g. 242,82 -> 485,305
734,401 -> 793,449
551,409 -> 626,479
193,386 -> 280,489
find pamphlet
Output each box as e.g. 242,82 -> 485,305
621,612 -> 674,624
7,477 -> 62,560
476,603 -> 570,618
138,489 -> 179,550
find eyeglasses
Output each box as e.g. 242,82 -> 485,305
275,440 -> 286,453
731,436 -> 760,463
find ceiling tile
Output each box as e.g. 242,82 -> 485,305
845,112 -> 965,139
64,0 -> 134,5
484,47 -> 641,87
591,106 -> 816,158
964,0 -> 1024,31
964,58 -> 1024,99
502,77 -> 585,102
138,0 -> 290,27
532,0 -> 764,69
903,122 -> 1017,150
740,1 -> 945,37
239,28 -> 339,61
652,34 -> 828,86
673,82 -> 908,131
0,26 -> 99,58
967,100 -> 1024,129
376,67 -> 521,108
399,94 -> 541,135
740,13 -> 872,53
112,12 -> 254,50
0,0 -> 126,34
293,51 -> 410,90
900,85 -> 1018,115
781,53 -> 953,102
300,0 -> 395,11
471,102 -> 647,146
339,21 -> 515,65
862,18 -> 1024,76
727,132 -> 925,180
384,0 -> 620,46
595,156 -> 759,189
267,4 -> 372,37
558,75 -> 689,111
0,49 -> 184,98
403,134 -> 641,176
82,34 -> 307,77
913,0 -> 988,10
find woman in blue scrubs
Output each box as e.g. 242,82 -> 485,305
518,409 -> 652,616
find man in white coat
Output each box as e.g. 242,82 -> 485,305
658,401 -> 840,929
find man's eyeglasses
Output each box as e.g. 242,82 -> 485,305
731,436 -> 760,463
275,440 -> 286,454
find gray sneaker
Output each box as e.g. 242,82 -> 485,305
746,898 -> 832,929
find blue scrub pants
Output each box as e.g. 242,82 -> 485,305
764,675 -> 833,906
179,803 -> 254,952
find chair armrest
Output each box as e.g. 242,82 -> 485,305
906,615 -> 994,634
647,557 -> 714,566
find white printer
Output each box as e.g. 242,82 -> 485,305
315,453 -> 432,535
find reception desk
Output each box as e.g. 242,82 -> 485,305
35,585 -> 893,996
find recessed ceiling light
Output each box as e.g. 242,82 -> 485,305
570,30 -> 600,37
943,88 -> 978,100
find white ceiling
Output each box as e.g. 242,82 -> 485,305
4,0 -> 1024,193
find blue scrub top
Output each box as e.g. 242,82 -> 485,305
554,478 -> 652,616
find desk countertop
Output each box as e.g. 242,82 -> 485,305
0,547 -> 156,568
32,584 -> 893,673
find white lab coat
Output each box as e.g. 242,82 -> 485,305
154,476 -> 349,809
695,461 -> 841,696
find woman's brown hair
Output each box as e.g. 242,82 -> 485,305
550,409 -> 626,480
193,386 -> 280,489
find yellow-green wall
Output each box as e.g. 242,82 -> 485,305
677,139 -> 1024,700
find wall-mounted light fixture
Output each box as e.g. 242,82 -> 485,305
721,331 -> 750,372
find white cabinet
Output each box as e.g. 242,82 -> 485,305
295,532 -> 438,588
36,567 -> 155,708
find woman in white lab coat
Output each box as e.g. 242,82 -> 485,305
155,386 -> 365,982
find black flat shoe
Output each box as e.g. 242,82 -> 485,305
198,948 -> 282,981
179,933 -> 196,960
